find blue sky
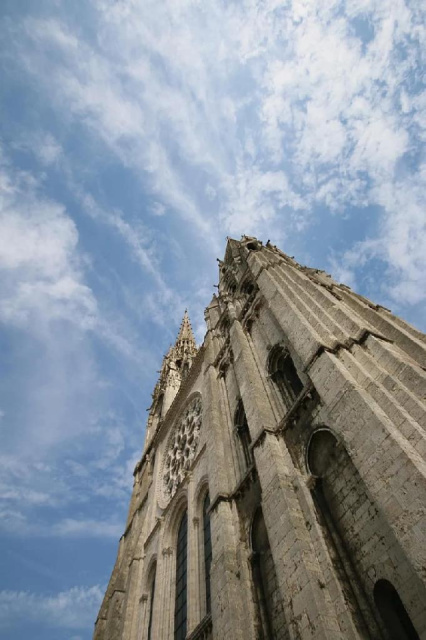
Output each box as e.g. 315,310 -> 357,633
0,0 -> 425,638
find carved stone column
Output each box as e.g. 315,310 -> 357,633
128,554 -> 146,640
188,516 -> 201,632
138,593 -> 149,640
203,335 -> 236,500
157,547 -> 174,640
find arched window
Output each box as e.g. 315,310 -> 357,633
182,362 -> 189,380
251,508 -> 287,639
235,399 -> 253,469
223,272 -> 237,295
268,345 -> 303,408
147,562 -> 156,640
174,511 -> 188,640
219,315 -> 231,336
241,279 -> 256,296
203,494 -> 212,614
156,393 -> 164,419
306,428 -> 338,478
374,580 -> 419,640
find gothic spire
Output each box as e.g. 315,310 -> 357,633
176,309 -> 196,347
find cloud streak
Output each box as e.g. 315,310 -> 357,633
4,0 -> 424,317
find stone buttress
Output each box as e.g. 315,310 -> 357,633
94,237 -> 426,640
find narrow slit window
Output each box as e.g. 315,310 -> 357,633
235,399 -> 253,469
203,494 -> 212,614
174,511 -> 188,640
147,564 -> 156,640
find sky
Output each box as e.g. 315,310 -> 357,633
0,0 -> 425,638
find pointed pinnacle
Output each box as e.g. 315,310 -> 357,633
176,309 -> 196,345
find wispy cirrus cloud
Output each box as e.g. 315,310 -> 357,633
12,131 -> 63,167
0,149 -> 96,331
4,0 -> 424,318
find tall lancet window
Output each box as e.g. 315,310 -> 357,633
203,494 -> 212,614
156,393 -> 164,419
235,399 -> 253,469
268,346 -> 303,409
147,563 -> 156,640
174,511 -> 188,640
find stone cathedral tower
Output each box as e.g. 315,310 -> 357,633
94,237 -> 426,640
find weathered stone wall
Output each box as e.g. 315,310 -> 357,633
94,237 -> 426,640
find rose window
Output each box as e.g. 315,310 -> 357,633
163,396 -> 202,499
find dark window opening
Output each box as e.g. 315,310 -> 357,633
156,394 -> 164,418
268,346 -> 303,408
246,242 -> 260,251
147,564 -> 156,640
242,281 -> 255,295
149,450 -> 156,475
174,511 -> 188,640
307,429 -> 338,478
220,316 -> 231,335
374,579 -> 419,640
235,399 -> 253,469
228,282 -> 237,294
203,494 -> 212,614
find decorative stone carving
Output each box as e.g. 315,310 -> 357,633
162,396 -> 202,501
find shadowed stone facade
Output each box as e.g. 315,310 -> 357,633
94,237 -> 426,640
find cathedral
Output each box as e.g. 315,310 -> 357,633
94,237 -> 426,640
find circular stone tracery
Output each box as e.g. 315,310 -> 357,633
163,396 -> 202,500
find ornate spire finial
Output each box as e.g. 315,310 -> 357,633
176,309 -> 196,346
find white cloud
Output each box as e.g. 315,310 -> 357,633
0,505 -> 124,539
6,0 -> 422,316
221,165 -> 307,237
0,585 -> 104,629
51,518 -> 123,538
205,184 -> 217,201
79,191 -> 171,294
0,146 -> 159,464
0,152 -> 96,330
151,201 -> 166,216
13,131 -> 63,166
